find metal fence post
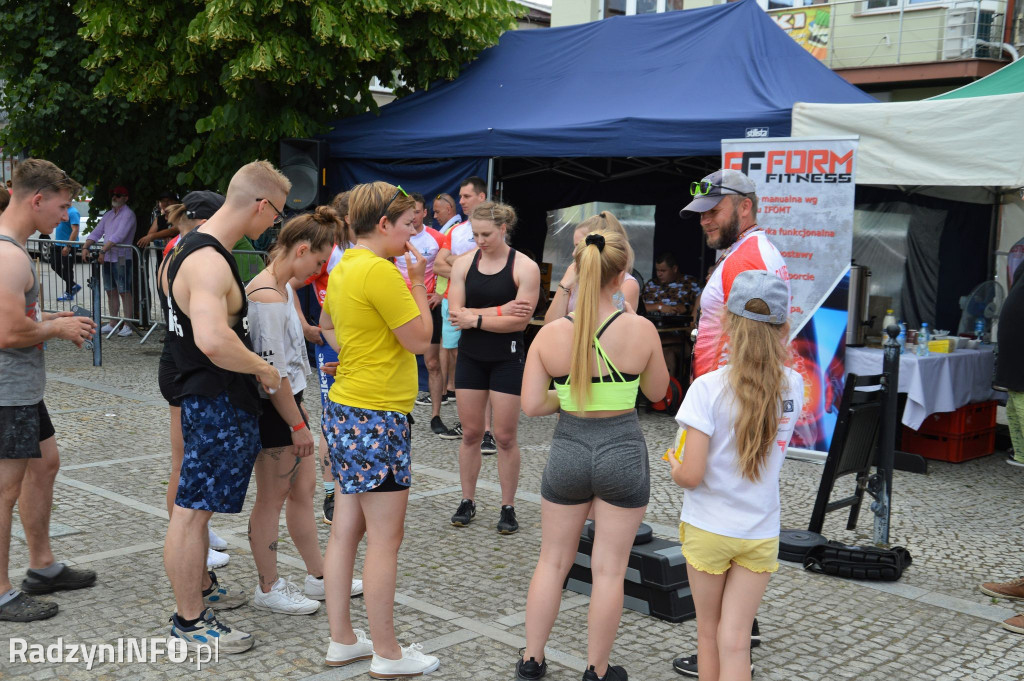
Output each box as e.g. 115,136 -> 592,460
872,324 -> 901,545
90,250 -> 103,367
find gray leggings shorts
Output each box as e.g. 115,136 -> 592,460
541,410 -> 650,509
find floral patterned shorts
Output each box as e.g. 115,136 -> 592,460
323,402 -> 411,494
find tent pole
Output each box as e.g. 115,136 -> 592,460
487,158 -> 495,199
989,188 -> 1000,281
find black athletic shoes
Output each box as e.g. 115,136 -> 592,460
516,655 -> 547,680
451,499 -> 476,526
323,492 -> 334,525
497,505 -> 518,534
480,431 -> 498,455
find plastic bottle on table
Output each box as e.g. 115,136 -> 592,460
882,309 -> 897,331
897,321 -> 906,355
974,319 -> 985,343
916,323 -> 930,356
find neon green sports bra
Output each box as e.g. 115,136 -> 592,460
553,310 -> 640,412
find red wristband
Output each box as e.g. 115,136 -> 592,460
291,422 -> 306,433
496,305 -> 502,317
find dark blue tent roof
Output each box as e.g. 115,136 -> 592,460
323,0 -> 874,159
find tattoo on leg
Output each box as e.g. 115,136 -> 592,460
259,573 -> 272,587
268,540 -> 278,552
247,520 -> 252,544
289,457 -> 300,485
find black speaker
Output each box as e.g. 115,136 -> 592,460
280,138 -> 329,210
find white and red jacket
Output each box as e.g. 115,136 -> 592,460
693,229 -> 790,379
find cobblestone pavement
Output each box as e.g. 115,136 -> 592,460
4,337 -> 1024,680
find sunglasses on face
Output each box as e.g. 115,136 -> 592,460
690,180 -> 751,198
380,185 -> 408,219
256,197 -> 285,226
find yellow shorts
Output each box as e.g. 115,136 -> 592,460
679,522 -> 779,575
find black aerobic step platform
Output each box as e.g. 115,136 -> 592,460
565,563 -> 696,623
576,533 -> 688,591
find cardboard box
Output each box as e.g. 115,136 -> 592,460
928,338 -> 955,353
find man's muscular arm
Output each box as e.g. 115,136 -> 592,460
176,250 -> 280,389
433,247 -> 455,278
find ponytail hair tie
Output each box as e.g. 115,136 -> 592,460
584,233 -> 605,251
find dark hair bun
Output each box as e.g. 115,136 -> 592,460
313,205 -> 339,224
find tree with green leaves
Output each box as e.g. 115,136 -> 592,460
1,0 -> 521,220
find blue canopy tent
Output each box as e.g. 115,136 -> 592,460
321,0 -> 874,274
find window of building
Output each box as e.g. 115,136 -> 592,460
602,0 -> 687,17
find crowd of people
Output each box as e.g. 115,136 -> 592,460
0,159 -> 822,681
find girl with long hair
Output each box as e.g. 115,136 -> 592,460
668,270 -> 803,681
245,207 -> 342,615
519,229 -> 669,681
318,181 -> 440,677
543,211 -> 640,324
446,201 -> 540,534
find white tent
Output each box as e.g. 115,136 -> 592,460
791,92 -> 1024,291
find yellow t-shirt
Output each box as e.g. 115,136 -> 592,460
324,248 -> 420,413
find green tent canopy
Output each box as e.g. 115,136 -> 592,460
931,58 -> 1024,99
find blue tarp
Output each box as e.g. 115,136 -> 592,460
322,0 -> 874,160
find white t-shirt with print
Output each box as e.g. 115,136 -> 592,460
674,365 -> 804,540
247,283 -> 311,398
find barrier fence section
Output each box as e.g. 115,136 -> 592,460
29,237 -> 269,366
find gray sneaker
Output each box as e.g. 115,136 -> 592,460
170,607 -> 254,654
203,571 -> 248,610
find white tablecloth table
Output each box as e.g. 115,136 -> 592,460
845,346 -> 998,430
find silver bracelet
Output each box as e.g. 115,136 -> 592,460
411,283 -> 427,292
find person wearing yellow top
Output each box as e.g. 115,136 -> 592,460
317,182 -> 439,678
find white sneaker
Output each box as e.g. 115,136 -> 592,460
253,577 -> 320,615
369,643 -> 440,678
100,323 -> 114,334
206,548 -> 229,569
117,325 -> 132,337
325,629 -> 373,667
303,575 -> 362,601
208,525 -> 228,550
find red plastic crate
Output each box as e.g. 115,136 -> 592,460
916,401 -> 997,437
900,426 -> 995,463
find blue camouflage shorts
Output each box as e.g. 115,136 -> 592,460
323,402 -> 411,494
177,392 -> 262,513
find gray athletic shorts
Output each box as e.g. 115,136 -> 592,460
541,410 -> 650,509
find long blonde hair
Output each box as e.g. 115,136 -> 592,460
576,211 -> 633,272
569,229 -> 633,408
724,301 -> 790,482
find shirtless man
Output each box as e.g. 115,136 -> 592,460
0,159 -> 96,622
161,161 -> 287,651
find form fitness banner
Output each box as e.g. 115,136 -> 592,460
722,137 -> 857,453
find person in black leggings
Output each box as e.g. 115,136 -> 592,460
446,202 -> 540,534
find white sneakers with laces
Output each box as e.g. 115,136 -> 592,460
208,525 -> 228,550
325,629 -> 373,667
252,577 -> 320,615
206,548 -> 229,569
303,574 -> 364,601
369,642 -> 440,678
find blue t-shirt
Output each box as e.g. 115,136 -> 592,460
55,206 -> 80,242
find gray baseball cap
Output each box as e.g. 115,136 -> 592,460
726,270 -> 788,325
680,169 -> 757,216
183,190 -> 225,220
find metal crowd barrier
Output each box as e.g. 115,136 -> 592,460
29,237 -> 270,366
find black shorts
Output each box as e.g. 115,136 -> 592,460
0,401 -> 55,459
258,391 -> 307,449
454,354 -> 525,396
430,303 -> 442,345
158,356 -> 183,407
367,468 -> 408,493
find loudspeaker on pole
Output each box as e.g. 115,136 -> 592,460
279,138 -> 329,211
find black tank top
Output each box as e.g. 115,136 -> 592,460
164,231 -> 260,414
460,247 -> 523,361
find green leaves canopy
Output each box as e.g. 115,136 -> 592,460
0,0 -> 520,217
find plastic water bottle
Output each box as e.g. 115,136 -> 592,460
882,309 -> 897,331
974,319 -> 985,343
916,323 -> 930,357
897,322 -> 906,355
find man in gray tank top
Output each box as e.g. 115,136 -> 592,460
0,159 -> 98,622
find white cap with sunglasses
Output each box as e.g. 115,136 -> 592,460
680,169 -> 757,216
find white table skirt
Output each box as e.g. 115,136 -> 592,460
845,346 -> 998,430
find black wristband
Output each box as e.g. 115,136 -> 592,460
476,315 -> 483,329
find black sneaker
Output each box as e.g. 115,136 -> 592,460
671,654 -> 754,677
430,415 -> 448,435
751,617 -> 761,648
497,505 -> 518,534
415,393 -> 432,407
451,498 -> 476,527
446,390 -> 456,403
21,564 -> 96,594
583,664 -> 627,680
516,655 -> 547,680
439,421 -> 463,440
440,392 -> 450,405
480,431 -> 498,455
323,492 -> 334,525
